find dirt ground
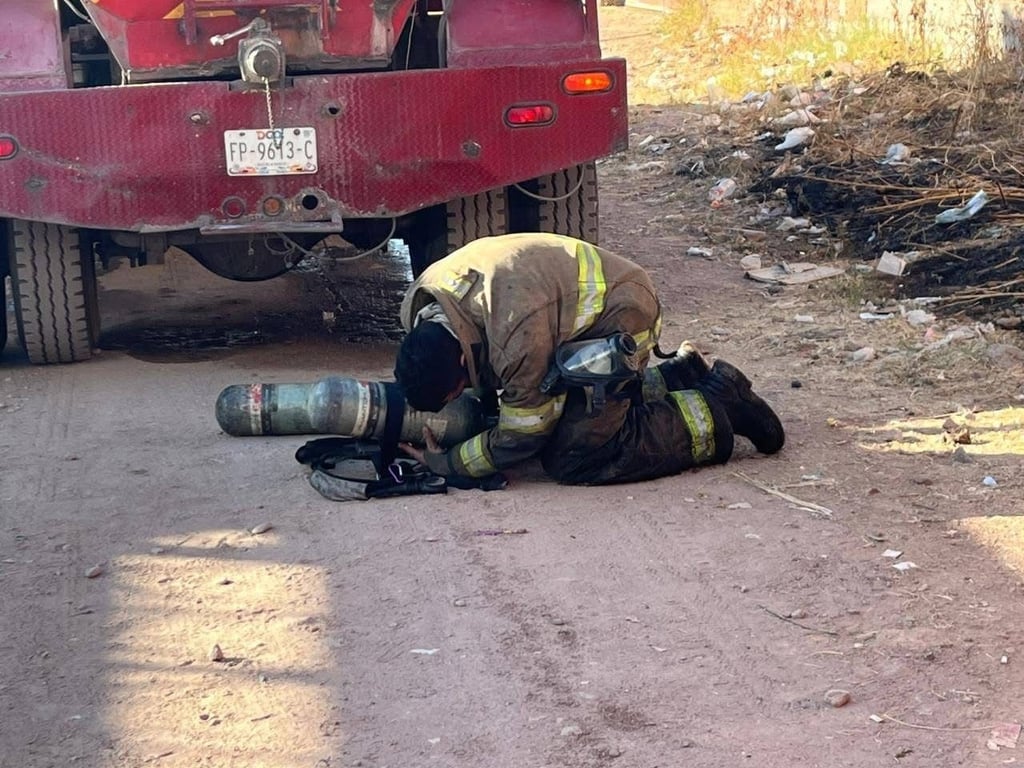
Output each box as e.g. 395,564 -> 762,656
3,6 -> 1024,768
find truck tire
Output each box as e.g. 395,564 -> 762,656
509,162 -> 599,244
0,275 -> 7,359
408,188 -> 508,276
446,188 -> 508,246
9,220 -> 99,364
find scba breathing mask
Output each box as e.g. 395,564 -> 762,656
540,333 -> 643,411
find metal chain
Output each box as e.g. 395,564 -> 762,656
263,76 -> 284,150
263,76 -> 274,133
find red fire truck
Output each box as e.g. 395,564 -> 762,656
0,1 -> 627,364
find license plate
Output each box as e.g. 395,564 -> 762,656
224,127 -> 318,176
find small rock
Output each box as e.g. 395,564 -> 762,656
951,446 -> 974,464
84,564 -> 104,579
904,309 -> 935,326
824,689 -> 851,707
788,608 -> 808,619
453,598 -> 467,607
209,644 -> 225,662
791,380 -> 803,389
561,724 -> 583,737
150,547 -> 166,555
987,343 -> 1024,368
849,346 -> 876,363
550,617 -> 566,626
250,522 -> 273,535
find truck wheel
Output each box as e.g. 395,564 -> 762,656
9,220 -> 98,364
509,162 -> 599,244
446,187 -> 508,246
407,188 -> 508,276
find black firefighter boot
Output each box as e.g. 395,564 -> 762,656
653,341 -> 712,391
697,360 -> 785,454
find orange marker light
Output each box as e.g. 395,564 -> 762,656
262,196 -> 284,216
505,104 -> 555,126
563,71 -> 613,94
0,136 -> 18,159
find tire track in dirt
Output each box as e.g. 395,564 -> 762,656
446,474 -> 1005,766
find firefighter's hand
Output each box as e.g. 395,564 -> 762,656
399,423 -> 444,473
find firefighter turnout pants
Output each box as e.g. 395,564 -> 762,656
540,384 -> 734,485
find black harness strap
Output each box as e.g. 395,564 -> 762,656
378,382 -> 407,467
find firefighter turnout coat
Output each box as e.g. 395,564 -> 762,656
399,233 -> 665,478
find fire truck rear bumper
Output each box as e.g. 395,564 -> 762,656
0,60 -> 627,232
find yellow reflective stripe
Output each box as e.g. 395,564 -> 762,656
633,328 -> 653,354
635,313 -> 663,354
457,433 -> 495,476
573,242 -> 607,333
499,397 -> 564,435
552,393 -> 565,418
439,269 -> 474,300
669,390 -> 716,463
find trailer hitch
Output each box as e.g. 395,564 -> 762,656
210,17 -> 285,83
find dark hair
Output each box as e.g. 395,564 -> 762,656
394,321 -> 465,412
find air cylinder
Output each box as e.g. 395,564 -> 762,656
215,377 -> 491,447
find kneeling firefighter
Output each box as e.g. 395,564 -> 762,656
394,233 -> 785,486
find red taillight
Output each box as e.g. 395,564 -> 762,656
0,136 -> 18,159
563,71 -> 614,94
505,104 -> 555,126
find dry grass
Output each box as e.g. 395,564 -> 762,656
656,0 -> 1023,103
742,61 -> 1024,321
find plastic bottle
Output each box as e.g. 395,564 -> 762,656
708,178 -> 738,206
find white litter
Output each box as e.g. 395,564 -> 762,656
775,126 -> 815,151
880,143 -> 911,165
935,190 -> 990,224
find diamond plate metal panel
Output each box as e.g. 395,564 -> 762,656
0,60 -> 627,231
